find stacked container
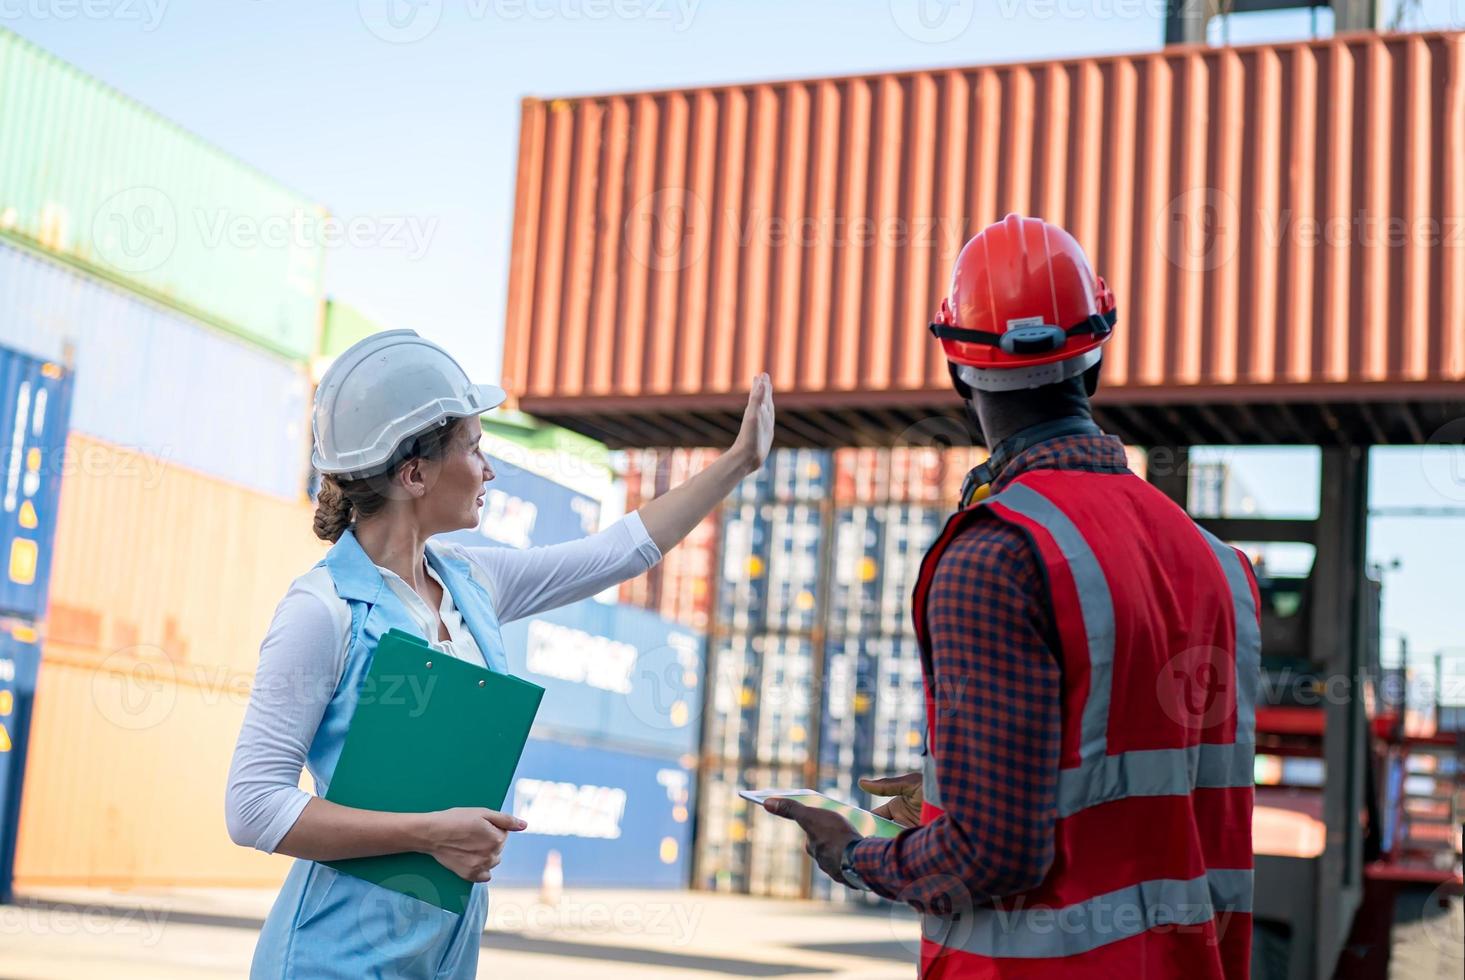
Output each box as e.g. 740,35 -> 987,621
693,450 -> 833,896
0,29 -> 324,357
440,424 -> 703,890
619,444 -> 986,899
811,449 -> 948,902
620,448 -> 721,632
0,29 -> 329,892
0,346 -> 73,901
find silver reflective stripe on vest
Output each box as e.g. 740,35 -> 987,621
1206,867 -> 1255,915
922,868 -> 1254,959
1056,741 -> 1255,818
918,481 -> 1260,960
1198,528 -> 1262,745
963,484 -> 1257,817
993,483 -> 1116,763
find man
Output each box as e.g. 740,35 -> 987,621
767,214 -> 1260,978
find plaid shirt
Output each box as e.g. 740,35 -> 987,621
849,431 -> 1132,909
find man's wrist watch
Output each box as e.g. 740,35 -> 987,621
840,839 -> 870,891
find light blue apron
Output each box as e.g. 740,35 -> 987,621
250,529 -> 510,979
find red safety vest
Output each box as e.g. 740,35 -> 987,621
911,466 -> 1259,979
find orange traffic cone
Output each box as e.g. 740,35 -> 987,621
539,849 -> 563,906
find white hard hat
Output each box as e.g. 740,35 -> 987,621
311,330 -> 506,478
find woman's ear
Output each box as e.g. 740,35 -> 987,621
396,457 -> 430,498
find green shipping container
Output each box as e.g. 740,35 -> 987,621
320,299 -> 384,360
0,29 -> 324,360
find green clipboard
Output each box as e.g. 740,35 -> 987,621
323,628 -> 544,914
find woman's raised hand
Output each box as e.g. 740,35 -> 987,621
731,373 -> 775,475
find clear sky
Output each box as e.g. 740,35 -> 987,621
7,1 -> 1464,686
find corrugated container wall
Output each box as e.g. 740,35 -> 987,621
620,448 -> 720,632
0,621 -> 45,900
13,658 -> 291,888
12,434 -> 323,888
0,346 -> 73,620
41,434 -> 324,674
0,241 -> 311,499
504,32 -> 1465,443
0,29 -> 324,360
494,737 -> 694,888
498,600 -> 704,757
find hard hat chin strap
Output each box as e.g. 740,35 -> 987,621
929,307 -> 1116,354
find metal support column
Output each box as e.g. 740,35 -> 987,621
1165,0 -> 1220,45
1146,445 -> 1190,508
1165,0 -> 1379,45
1312,447 -> 1371,979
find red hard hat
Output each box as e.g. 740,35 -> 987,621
931,214 -> 1117,392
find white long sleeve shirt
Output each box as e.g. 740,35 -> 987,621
224,512 -> 662,853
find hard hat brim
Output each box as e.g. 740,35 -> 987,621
955,348 -> 1103,393
311,382 -> 508,478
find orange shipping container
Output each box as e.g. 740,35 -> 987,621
619,448 -> 720,631
13,659 -> 291,889
504,32 -> 1465,448
43,433 -> 325,672
11,433 -> 322,889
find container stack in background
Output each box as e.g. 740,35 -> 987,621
0,18 -> 707,896
615,442 -> 1153,900
813,449 -> 954,902
620,448 -> 722,634
703,450 -> 832,897
0,348 -> 73,903
617,444 -> 994,899
442,416 -> 703,890
0,28 -> 327,894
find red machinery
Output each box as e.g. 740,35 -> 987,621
1152,449 -> 1463,980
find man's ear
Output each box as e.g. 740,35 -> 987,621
1082,358 -> 1103,399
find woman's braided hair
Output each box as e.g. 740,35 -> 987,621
312,418 -> 467,543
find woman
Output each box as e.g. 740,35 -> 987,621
225,330 -> 773,978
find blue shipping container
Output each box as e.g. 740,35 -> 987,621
498,601 -> 704,757
0,241 -> 309,499
493,737 -> 694,888
0,343 -> 73,621
730,448 -> 833,505
703,632 -> 761,763
436,454 -> 600,552
0,619 -> 41,903
828,506 -> 885,638
716,503 -> 770,633
818,637 -> 875,791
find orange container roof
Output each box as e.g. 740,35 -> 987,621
503,32 -> 1465,448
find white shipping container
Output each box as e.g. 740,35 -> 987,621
878,505 -> 943,634
705,632 -> 757,762
754,634 -> 814,766
0,241 -> 310,499
872,636 -> 925,776
763,504 -> 822,633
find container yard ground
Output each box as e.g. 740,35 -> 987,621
0,886 -> 922,980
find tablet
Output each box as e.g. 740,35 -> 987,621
740,787 -> 906,839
